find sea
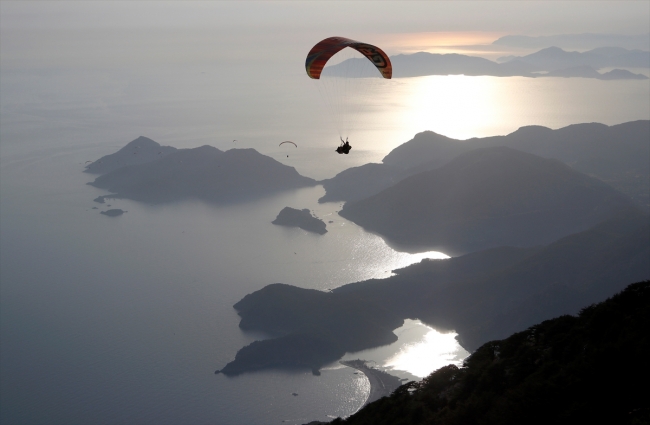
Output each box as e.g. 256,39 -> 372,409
1,67 -> 649,424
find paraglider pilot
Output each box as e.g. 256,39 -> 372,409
336,137 -> 351,154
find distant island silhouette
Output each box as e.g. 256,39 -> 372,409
323,48 -> 648,80
85,136 -> 177,175
496,46 -> 649,71
219,210 -> 649,376
100,209 -> 125,217
493,33 -> 650,51
272,207 -> 327,235
87,141 -> 317,204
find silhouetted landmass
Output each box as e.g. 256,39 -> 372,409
219,284 -> 402,375
497,46 -> 650,70
339,147 -> 636,254
322,50 -> 647,80
388,53 -> 537,78
493,33 -> 650,50
324,53 -> 534,78
100,209 -> 125,217
336,210 -> 649,351
220,211 -> 649,376
598,68 -> 650,80
319,163 -> 404,204
546,65 -> 648,80
84,136 -> 177,175
321,121 -> 650,209
88,146 -> 317,204
272,207 -> 327,234
327,281 -> 650,425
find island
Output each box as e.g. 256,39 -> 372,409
218,283 -> 403,376
272,207 -> 327,234
87,144 -> 318,204
100,209 -> 125,217
84,136 -> 177,175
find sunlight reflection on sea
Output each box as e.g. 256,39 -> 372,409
385,324 -> 470,378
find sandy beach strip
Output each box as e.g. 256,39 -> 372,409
340,360 -> 402,407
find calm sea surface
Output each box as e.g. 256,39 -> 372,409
1,71 -> 648,424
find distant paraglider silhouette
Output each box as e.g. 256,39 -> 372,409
279,141 -> 297,158
336,137 -> 351,154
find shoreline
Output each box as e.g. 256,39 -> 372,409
340,360 -> 403,407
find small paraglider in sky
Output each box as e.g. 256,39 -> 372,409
85,160 -> 92,164
279,141 -> 297,158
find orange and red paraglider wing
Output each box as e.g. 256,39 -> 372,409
305,37 -> 392,79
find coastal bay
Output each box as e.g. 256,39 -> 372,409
340,360 -> 403,407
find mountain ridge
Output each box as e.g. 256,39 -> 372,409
339,146 -> 637,255
321,120 -> 650,209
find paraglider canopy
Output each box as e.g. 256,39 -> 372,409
279,141 -> 297,148
305,37 -> 392,80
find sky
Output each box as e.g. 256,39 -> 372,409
1,1 -> 648,158
2,1 -> 649,73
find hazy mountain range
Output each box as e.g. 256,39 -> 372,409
497,46 -> 650,70
320,121 -> 650,210
492,33 -> 650,51
323,48 -> 649,80
339,146 -> 636,255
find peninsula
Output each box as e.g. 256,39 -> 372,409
219,210 -> 649,376
329,281 -> 650,425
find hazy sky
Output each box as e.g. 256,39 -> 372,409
3,1 -> 648,33
2,1 -> 649,72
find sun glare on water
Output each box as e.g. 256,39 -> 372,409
397,75 -> 504,141
385,324 -> 470,378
